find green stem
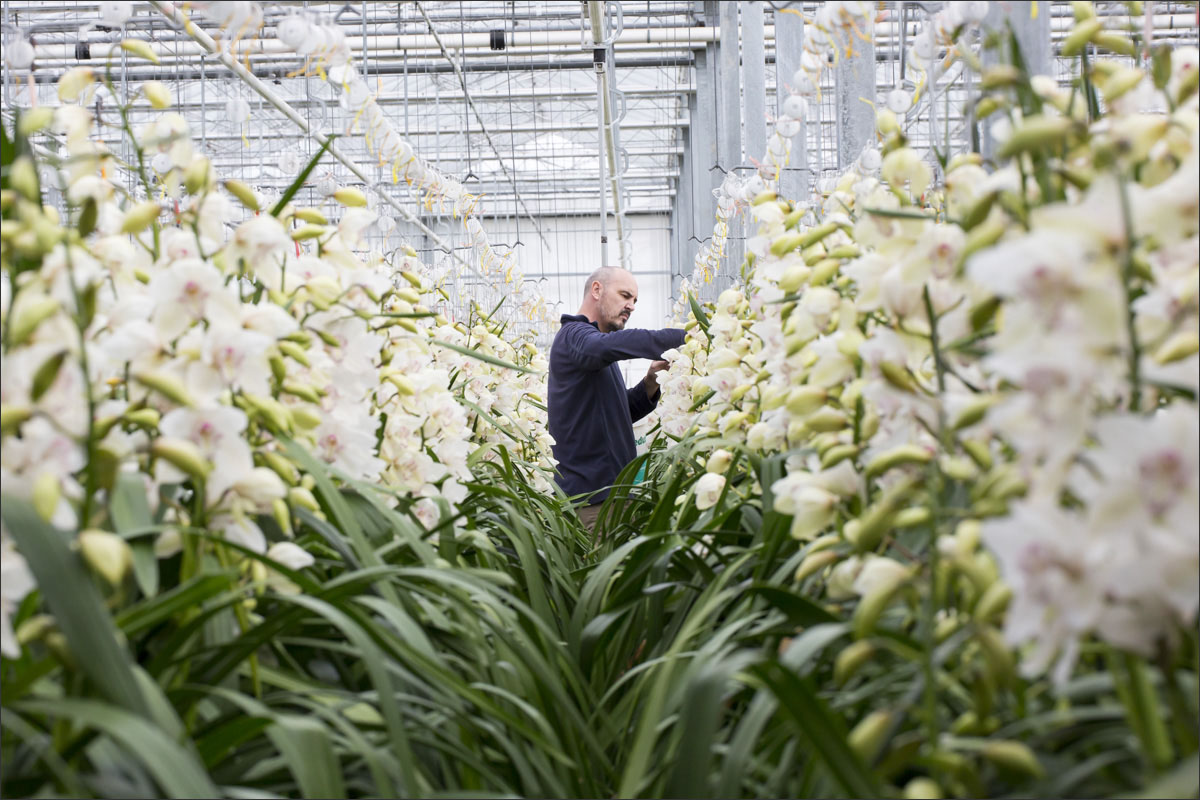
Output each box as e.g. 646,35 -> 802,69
1115,176 -> 1144,411
1123,652 -> 1174,771
921,286 -> 950,758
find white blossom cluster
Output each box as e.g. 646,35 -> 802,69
657,42 -> 1199,684
1,84 -> 555,658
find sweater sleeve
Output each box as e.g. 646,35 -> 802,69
560,324 -> 686,372
627,380 -> 657,423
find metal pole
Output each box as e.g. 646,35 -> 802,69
774,2 -> 807,204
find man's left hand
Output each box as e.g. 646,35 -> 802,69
644,360 -> 669,399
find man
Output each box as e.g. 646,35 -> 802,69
548,266 -> 686,532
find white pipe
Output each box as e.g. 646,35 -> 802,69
145,0 -> 483,280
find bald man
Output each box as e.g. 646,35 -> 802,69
548,267 -> 686,532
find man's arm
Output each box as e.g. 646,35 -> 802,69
628,360 -> 669,423
561,323 -> 686,372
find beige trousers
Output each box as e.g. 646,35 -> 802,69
577,504 -> 603,532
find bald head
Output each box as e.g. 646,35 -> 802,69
580,266 -> 638,332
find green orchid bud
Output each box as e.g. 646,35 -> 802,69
120,201 -> 162,235
10,156 -> 40,202
786,385 -> 827,416
288,486 -> 321,512
290,224 -> 326,241
804,406 -> 849,433
151,437 -> 211,481
290,406 -> 323,430
57,66 -> 95,101
770,232 -> 806,258
820,443 -> 860,470
183,157 -> 212,194
903,777 -> 942,799
17,107 -> 55,136
848,709 -> 897,763
124,407 -> 161,430
794,549 -> 839,582
143,80 -> 172,109
973,580 -> 1011,624
808,258 -> 840,286
277,340 -> 311,367
864,445 -> 932,479
332,187 -> 368,207
132,370 -> 194,407
120,38 -> 160,63
272,498 -> 294,538
799,221 -> 839,249
78,529 -> 133,585
1,405 -> 33,436
32,472 -> 61,522
835,639 -> 875,685
981,740 -> 1044,780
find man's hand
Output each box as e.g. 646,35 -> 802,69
644,360 -> 669,399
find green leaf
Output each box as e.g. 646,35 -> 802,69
430,337 -> 536,375
2,496 -> 149,718
688,292 -> 710,334
109,472 -> 158,597
77,196 -> 98,237
17,697 -> 218,798
749,660 -> 881,798
745,584 -> 839,628
30,350 -> 68,402
267,714 -> 347,799
271,138 -> 333,217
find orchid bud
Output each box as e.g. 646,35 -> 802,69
794,549 -> 839,582
864,445 -> 932,479
120,38 -> 160,63
223,180 -> 260,211
9,296 -> 60,346
819,443 -> 859,470
288,486 -> 322,512
705,448 -> 733,474
332,187 -> 368,207
124,407 -> 160,429
903,777 -> 943,799
57,67 -> 95,101
132,370 -> 194,407
10,156 -> 39,202
183,156 -> 212,194
294,208 -> 328,225
120,201 -> 162,234
848,710 -> 897,763
152,437 -> 211,481
981,740 -> 1044,780
32,472 -> 61,522
17,107 -> 54,136
786,385 -> 827,416
143,81 -> 172,109
835,639 -> 875,685
290,406 -> 322,430
272,498 -> 294,538
0,405 -> 33,436
78,529 -> 133,585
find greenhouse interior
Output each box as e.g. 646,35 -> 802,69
2,0 -> 1199,797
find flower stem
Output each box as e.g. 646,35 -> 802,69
1115,176 -> 1144,412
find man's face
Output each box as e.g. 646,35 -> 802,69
595,271 -> 638,332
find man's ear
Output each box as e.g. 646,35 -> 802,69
590,281 -> 602,300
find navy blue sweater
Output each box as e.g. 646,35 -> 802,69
548,313 -> 687,504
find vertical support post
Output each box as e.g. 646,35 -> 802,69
774,4 -> 807,204
597,61 -> 609,268
835,31 -> 876,170
717,0 -> 742,281
981,1 -> 1052,162
689,0 -> 719,294
742,2 -> 766,162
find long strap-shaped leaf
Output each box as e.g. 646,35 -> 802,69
17,697 -> 218,799
2,496 -> 149,718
